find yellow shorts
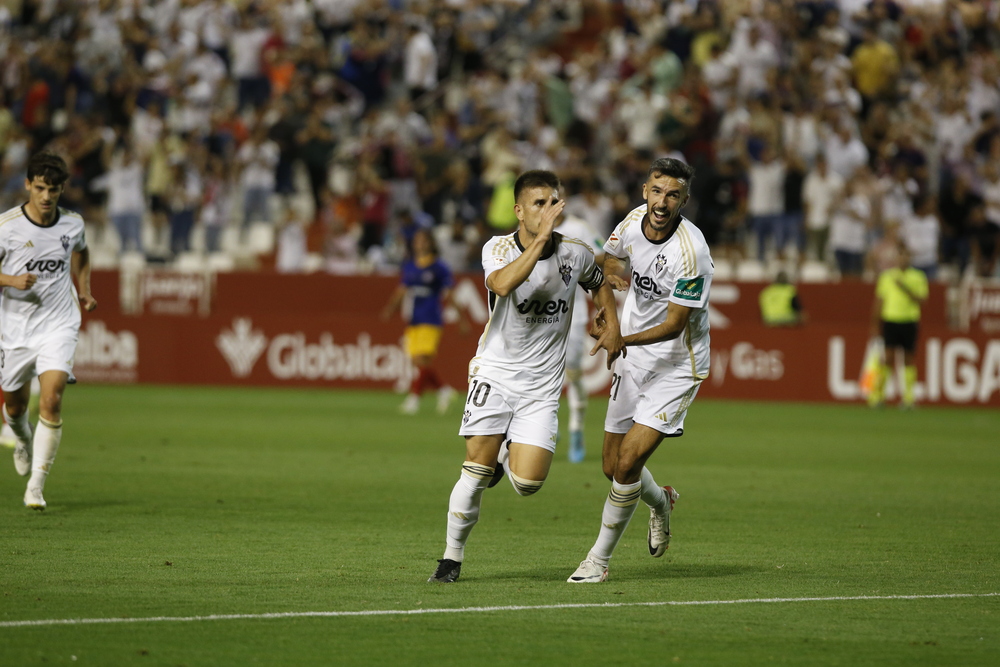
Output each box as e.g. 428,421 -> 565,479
405,325 -> 442,358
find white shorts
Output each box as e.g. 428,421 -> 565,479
605,357 -> 702,436
458,376 -> 559,451
1,332 -> 77,392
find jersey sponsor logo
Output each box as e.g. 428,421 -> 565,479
24,259 -> 67,273
673,276 -> 705,301
515,298 -> 569,317
559,263 -> 573,286
631,270 -> 663,297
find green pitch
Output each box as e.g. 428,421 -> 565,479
1,386 -> 998,666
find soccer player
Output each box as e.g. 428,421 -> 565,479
867,242 -> 927,409
382,227 -> 459,415
1,152 -> 97,509
568,157 -> 713,583
555,208 -> 606,463
428,170 -> 625,583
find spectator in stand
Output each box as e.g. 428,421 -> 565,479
237,123 -> 279,227
824,122 -> 870,180
802,153 -> 844,264
968,203 -> 1000,278
829,172 -> 872,279
230,11 -> 272,111
938,171 -> 980,276
168,160 -> 202,256
746,142 -> 786,261
103,135 -> 146,253
295,109 -> 336,211
404,18 -> 437,102
201,155 -> 234,254
851,24 -> 900,116
903,194 -> 941,281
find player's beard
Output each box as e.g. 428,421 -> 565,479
647,205 -> 678,232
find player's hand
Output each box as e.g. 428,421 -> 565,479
535,199 -> 565,244
11,273 -> 37,290
606,274 -> 630,291
589,306 -> 607,339
80,293 -> 98,312
589,322 -> 626,369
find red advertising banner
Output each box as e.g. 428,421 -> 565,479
73,271 -> 1000,407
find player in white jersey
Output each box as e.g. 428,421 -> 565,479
429,170 -> 625,583
555,210 -> 605,463
0,152 -> 97,510
568,157 -> 713,583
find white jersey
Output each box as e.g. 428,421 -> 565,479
0,205 -> 87,343
604,205 -> 712,378
471,231 -> 604,399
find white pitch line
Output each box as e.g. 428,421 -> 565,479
1,593 -> 996,629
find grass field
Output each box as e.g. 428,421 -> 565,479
0,385 -> 998,666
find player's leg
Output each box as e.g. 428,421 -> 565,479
432,378 -> 514,582
401,327 -> 424,414
2,344 -> 37,478
22,370 -> 69,509
502,394 -> 559,496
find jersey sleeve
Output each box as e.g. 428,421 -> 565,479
437,260 -> 454,289
481,236 -> 507,285
668,236 -> 713,309
576,246 -> 604,292
75,227 -> 87,252
602,221 -> 628,260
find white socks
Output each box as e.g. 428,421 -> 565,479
4,404 -> 33,447
588,479 -> 642,567
640,467 -> 667,510
444,462 -> 493,562
28,416 -> 62,491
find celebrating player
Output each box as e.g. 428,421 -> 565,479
428,170 -> 624,583
1,152 -> 97,509
568,157 -> 713,583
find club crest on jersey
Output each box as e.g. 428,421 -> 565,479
559,263 -> 572,286
654,253 -> 667,274
60,234 -> 70,250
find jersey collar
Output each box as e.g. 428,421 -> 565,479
21,203 -> 61,228
641,214 -> 677,245
513,230 -> 558,260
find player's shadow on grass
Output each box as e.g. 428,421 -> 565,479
485,562 -> 760,583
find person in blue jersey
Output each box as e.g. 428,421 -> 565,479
382,227 -> 459,415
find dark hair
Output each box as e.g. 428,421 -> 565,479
514,169 -> 561,203
26,152 -> 70,186
647,157 -> 695,185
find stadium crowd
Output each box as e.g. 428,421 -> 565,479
0,0 -> 999,281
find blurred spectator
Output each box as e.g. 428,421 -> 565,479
903,194 -> 941,280
968,203 -> 1000,278
103,135 -> 146,253
201,155 -> 234,254
802,154 -> 845,263
829,173 -> 872,279
276,207 -> 308,273
168,161 -> 202,256
746,143 -> 786,261
694,157 -> 747,260
938,171 -> 980,275
237,123 -> 279,227
404,18 -> 438,102
231,12 -> 272,111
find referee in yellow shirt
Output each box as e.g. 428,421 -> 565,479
868,243 -> 928,408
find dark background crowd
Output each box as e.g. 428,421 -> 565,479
1,0 -> 998,281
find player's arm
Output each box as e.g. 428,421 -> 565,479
486,199 -> 564,296
72,248 -> 97,311
623,301 -> 695,347
381,285 -> 407,321
588,281 -> 625,369
602,254 -> 630,291
893,276 -> 926,305
0,272 -> 37,290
